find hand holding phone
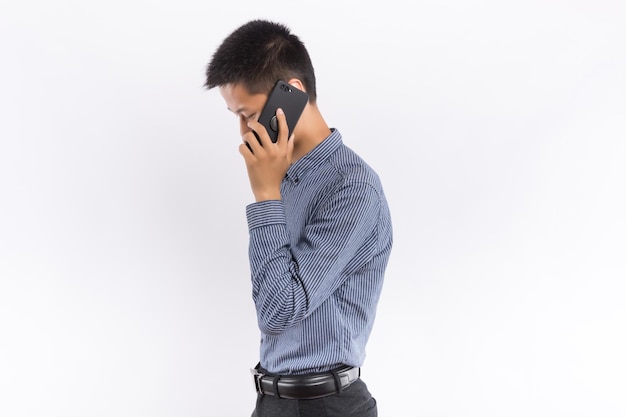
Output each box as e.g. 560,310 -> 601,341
256,80 -> 309,143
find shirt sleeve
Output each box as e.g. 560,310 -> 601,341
245,182 -> 382,335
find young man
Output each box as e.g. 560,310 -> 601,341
205,19 -> 393,417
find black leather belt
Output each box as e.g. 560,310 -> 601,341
251,364 -> 360,400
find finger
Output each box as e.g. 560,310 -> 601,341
242,131 -> 262,154
239,142 -> 255,159
275,108 -> 289,145
247,120 -> 269,147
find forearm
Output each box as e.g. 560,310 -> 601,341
246,184 -> 381,335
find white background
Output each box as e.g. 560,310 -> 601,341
1,1 -> 625,416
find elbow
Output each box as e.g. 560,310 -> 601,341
257,316 -> 288,336
254,279 -> 309,335
257,306 -> 296,335
256,297 -> 307,336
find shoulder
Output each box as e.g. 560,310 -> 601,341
328,144 -> 383,189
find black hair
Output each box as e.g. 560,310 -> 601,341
205,19 -> 317,102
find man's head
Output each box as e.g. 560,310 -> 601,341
205,19 -> 317,103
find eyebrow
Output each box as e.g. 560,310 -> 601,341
227,106 -> 249,115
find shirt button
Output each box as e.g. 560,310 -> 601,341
294,177 -> 299,184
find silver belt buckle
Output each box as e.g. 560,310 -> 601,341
339,366 -> 360,388
251,367 -> 265,393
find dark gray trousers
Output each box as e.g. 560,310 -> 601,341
251,378 -> 377,417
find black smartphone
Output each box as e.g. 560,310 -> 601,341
256,80 -> 309,143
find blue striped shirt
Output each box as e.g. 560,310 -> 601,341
245,128 -> 393,375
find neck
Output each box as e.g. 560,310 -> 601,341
292,105 -> 331,162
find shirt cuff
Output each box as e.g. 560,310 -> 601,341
246,200 -> 286,230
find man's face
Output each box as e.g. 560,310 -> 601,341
219,83 -> 267,137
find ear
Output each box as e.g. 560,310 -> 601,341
287,78 -> 305,93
